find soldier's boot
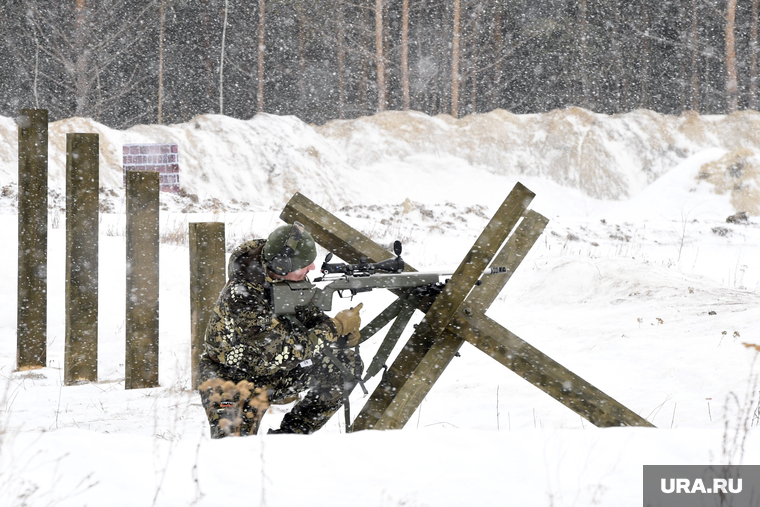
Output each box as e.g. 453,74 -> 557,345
199,376 -> 270,438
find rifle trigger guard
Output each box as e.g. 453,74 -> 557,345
337,289 -> 359,299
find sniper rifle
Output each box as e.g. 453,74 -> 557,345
270,240 -> 507,431
270,240 -> 507,316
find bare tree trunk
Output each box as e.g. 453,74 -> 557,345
690,0 -> 699,110
401,0 -> 410,110
436,2 -> 446,114
491,4 -> 502,111
158,0 -> 165,123
471,10 -> 478,114
383,0 -> 390,106
219,0 -> 228,115
75,0 -> 89,116
297,3 -> 306,110
360,6 -> 371,113
416,10 -> 425,110
578,0 -> 589,108
360,58 -> 369,113
376,0 -> 387,111
612,0 -> 623,112
471,72 -> 477,114
751,0 -> 759,109
33,37 -> 40,109
200,7 -> 216,109
679,0 -> 687,112
338,3 -> 346,118
452,0 -> 460,118
641,0 -> 650,109
726,0 -> 738,112
257,0 -> 266,113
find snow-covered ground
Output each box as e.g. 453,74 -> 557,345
1,110 -> 759,506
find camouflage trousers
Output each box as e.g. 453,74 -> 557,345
198,348 -> 363,437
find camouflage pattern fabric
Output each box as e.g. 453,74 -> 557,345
198,377 -> 270,437
199,347 -> 362,436
198,239 -> 363,437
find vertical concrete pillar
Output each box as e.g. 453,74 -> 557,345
65,133 -> 99,384
189,222 -> 226,389
17,109 -> 48,370
125,171 -> 160,389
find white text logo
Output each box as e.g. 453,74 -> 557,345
661,478 -> 742,494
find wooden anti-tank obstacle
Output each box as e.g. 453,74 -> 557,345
281,184 -> 654,429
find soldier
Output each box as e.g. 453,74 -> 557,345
198,221 -> 363,437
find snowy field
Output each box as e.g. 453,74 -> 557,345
1,110 -> 760,506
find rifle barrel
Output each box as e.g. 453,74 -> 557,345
317,267 -> 509,281
410,266 -> 509,278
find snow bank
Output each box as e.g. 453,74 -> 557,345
318,108 -> 760,202
1,108 -> 760,212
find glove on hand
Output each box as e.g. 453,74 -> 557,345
331,303 -> 363,346
345,331 -> 361,348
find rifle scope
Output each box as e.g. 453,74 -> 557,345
321,240 -> 405,276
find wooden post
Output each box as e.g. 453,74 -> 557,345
65,133 -> 99,384
125,171 -> 160,389
189,222 -> 226,390
17,109 -> 48,371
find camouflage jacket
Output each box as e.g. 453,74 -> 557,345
203,239 -> 340,377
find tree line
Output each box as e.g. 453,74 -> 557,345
0,0 -> 757,129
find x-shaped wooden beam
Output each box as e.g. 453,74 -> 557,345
281,184 -> 654,430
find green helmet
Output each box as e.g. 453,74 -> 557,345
263,221 -> 317,276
